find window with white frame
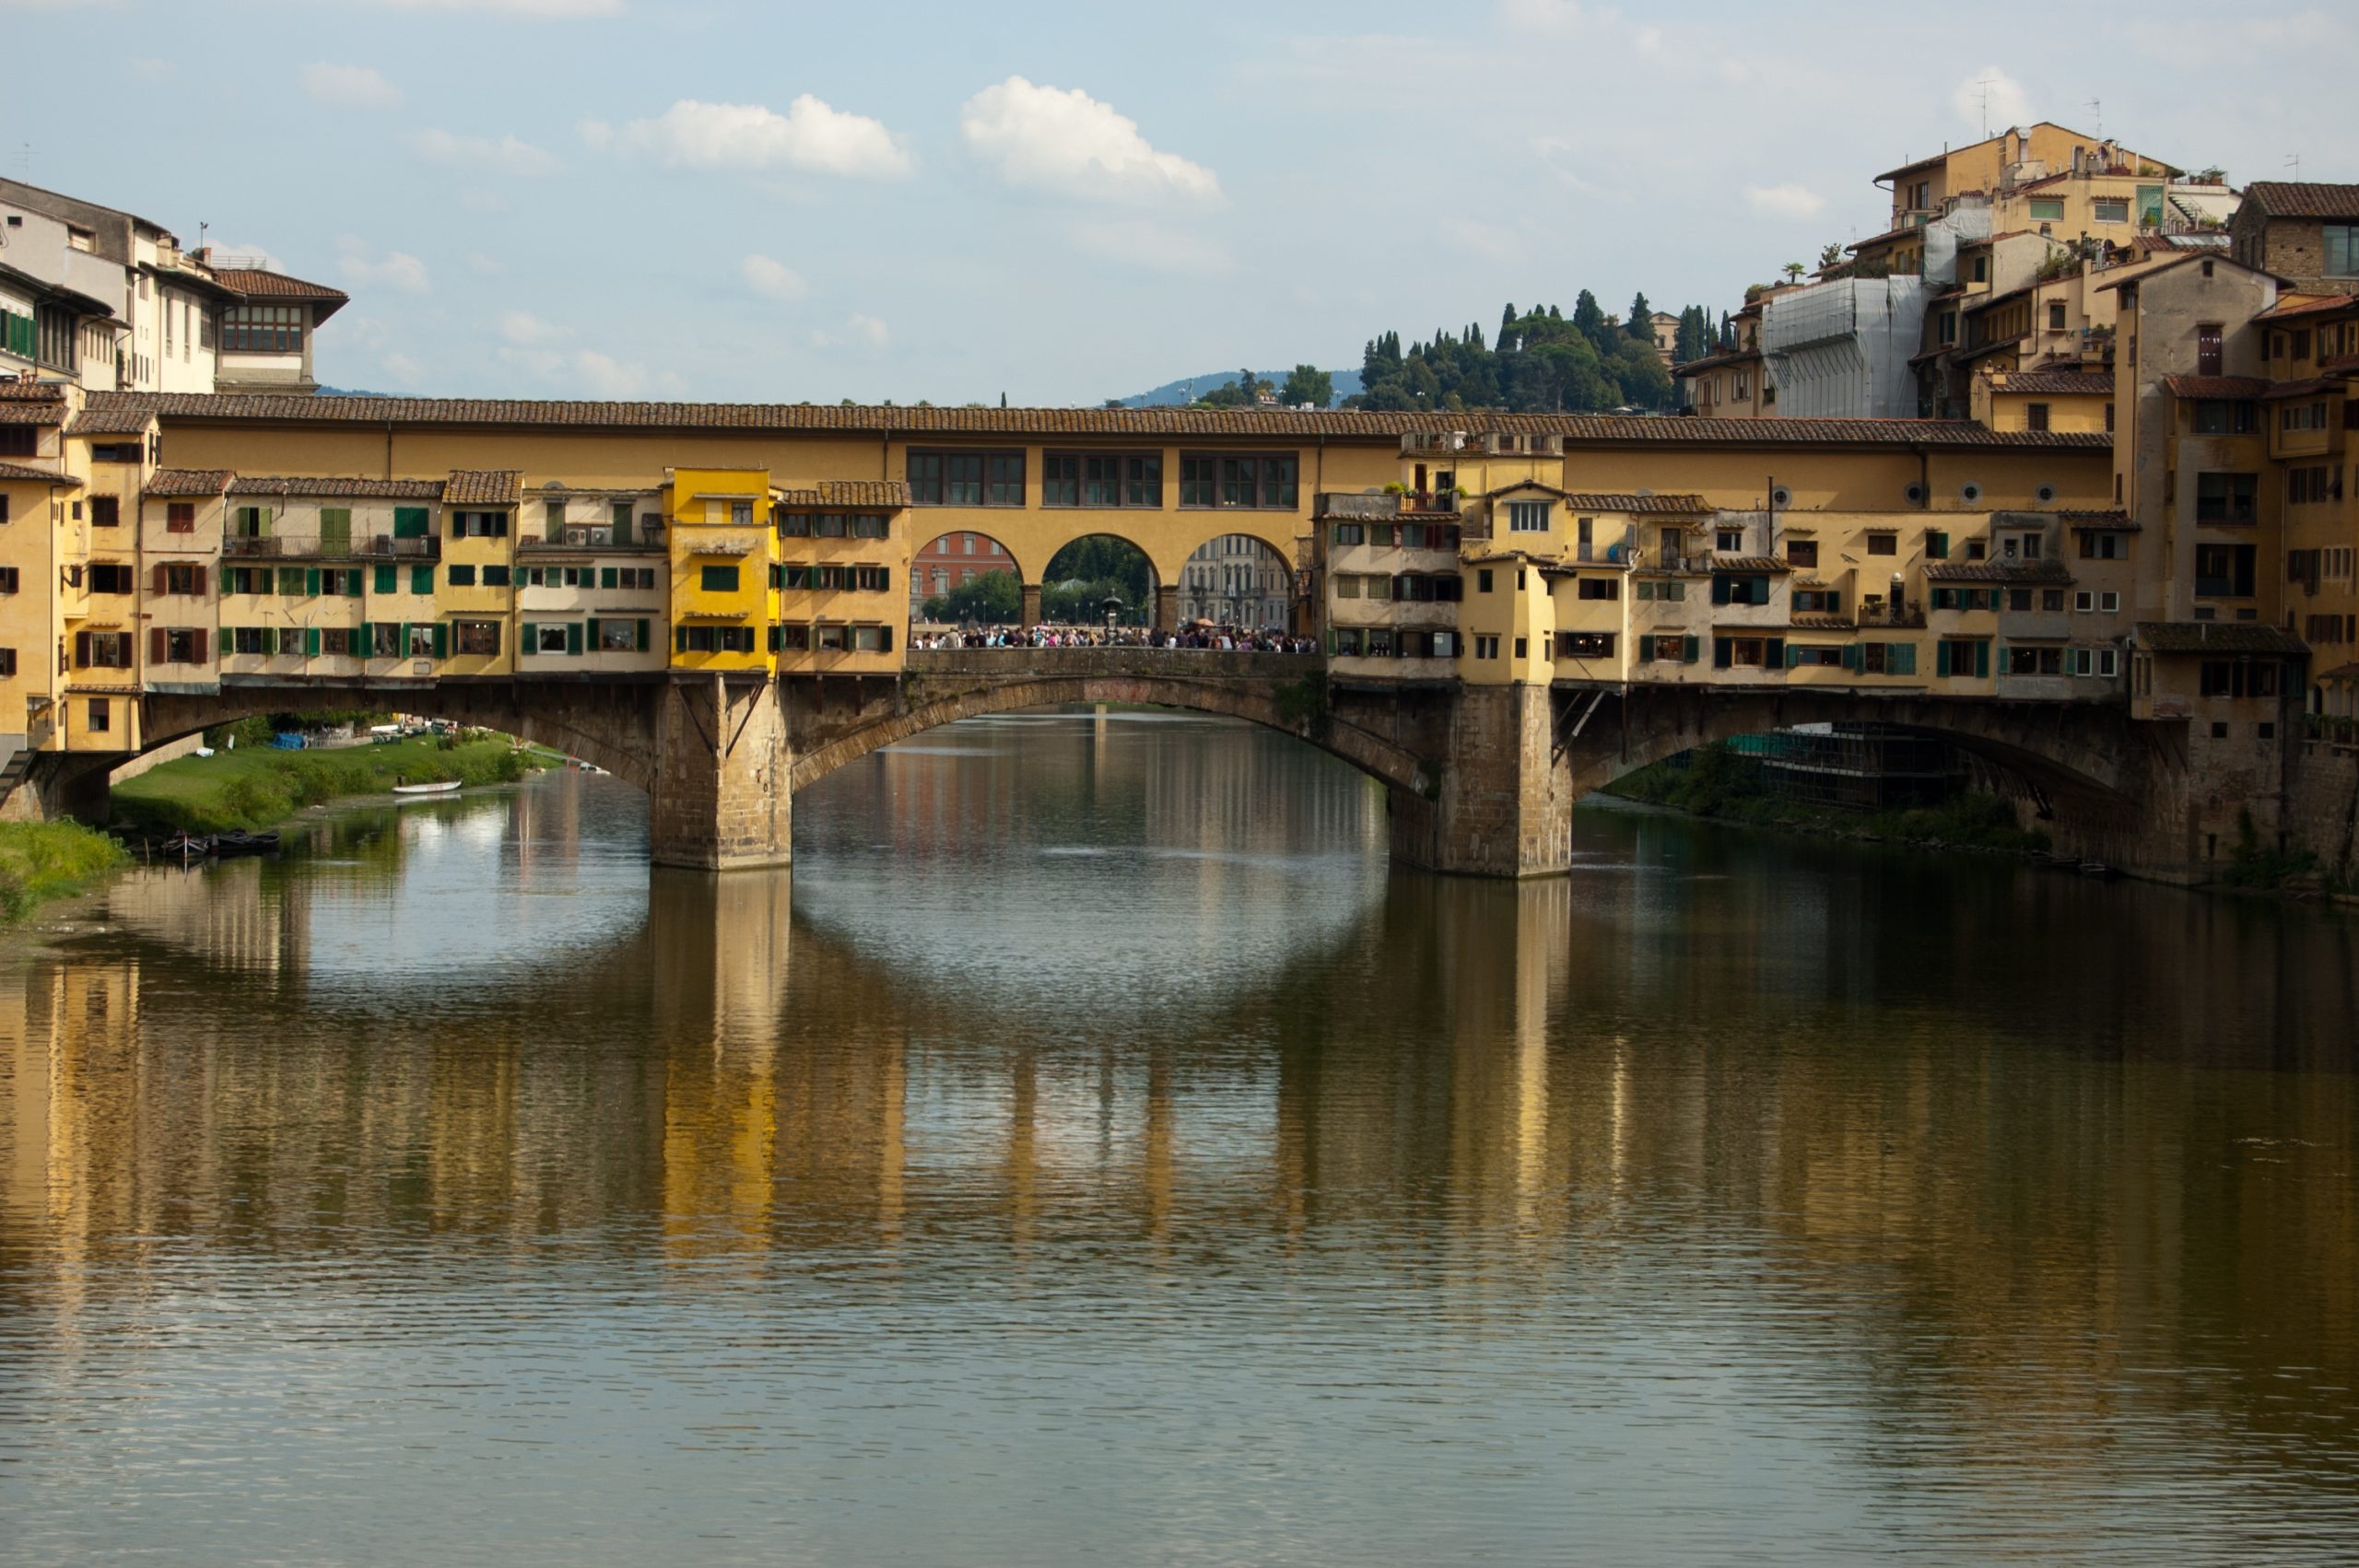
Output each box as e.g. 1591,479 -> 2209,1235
1507,500 -> 1551,533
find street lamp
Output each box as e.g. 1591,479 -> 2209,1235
1102,593 -> 1122,632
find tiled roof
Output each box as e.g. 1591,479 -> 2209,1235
1672,347 -> 1762,378
2262,377 -> 2343,400
2253,292 -> 2359,322
1789,614 -> 1855,630
1954,333 -> 2029,364
2315,661 -> 2359,684
1712,556 -> 1791,574
0,401 -> 64,426
445,469 -> 522,506
774,479 -> 912,509
2241,182 -> 2359,221
1480,483 -> 1710,513
2134,621 -> 2307,655
145,468 -> 233,497
1996,370 -> 2113,395
2323,353 -> 2359,375
78,392 -> 2118,450
0,380 -> 67,403
213,268 -> 350,303
229,474 -> 448,499
1926,558 -> 2072,583
2059,509 -> 2137,530
65,404 -> 158,435
2160,375 -> 2271,399
0,461 -> 78,485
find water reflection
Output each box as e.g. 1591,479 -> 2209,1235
0,721 -> 2354,1562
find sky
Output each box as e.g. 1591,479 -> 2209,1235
5,0 -> 2355,405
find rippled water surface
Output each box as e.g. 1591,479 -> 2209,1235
3,709 -> 2356,1564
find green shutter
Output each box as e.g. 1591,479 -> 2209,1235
393,506 -> 428,539
399,621 -> 412,658
305,626 -> 321,658
637,618 -> 651,652
1714,637 -> 1731,669
567,621 -> 583,656
1891,642 -> 1916,675
1637,634 -> 1654,661
585,616 -> 602,651
375,564 -> 395,594
320,508 -> 351,555
1975,639 -> 1990,678
675,626 -> 688,653
412,565 -> 434,594
255,507 -> 272,539
1683,635 -> 1699,663
601,567 -> 617,590
1843,643 -> 1863,673
1937,641 -> 1952,677
1784,641 -> 1802,669
1766,638 -> 1785,668
356,621 -> 370,654
305,568 -> 321,597
613,507 -> 632,546
432,622 -> 449,660
262,626 -> 278,655
521,622 -> 537,653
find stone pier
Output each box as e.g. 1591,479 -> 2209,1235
1387,684 -> 1573,878
648,674 -> 793,870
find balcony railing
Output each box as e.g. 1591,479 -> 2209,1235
360,534 -> 441,559
1856,599 -> 1927,628
222,535 -> 280,557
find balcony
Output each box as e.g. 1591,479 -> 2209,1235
359,534 -> 441,559
520,524 -> 664,552
222,535 -> 281,557
1856,598 -> 1927,629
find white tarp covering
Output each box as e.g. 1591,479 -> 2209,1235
1761,278 -> 1929,420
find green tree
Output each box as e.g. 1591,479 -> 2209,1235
1626,291 -> 1654,339
1781,262 -> 1805,284
1278,364 -> 1334,408
922,568 -> 1020,625
1818,242 -> 1846,271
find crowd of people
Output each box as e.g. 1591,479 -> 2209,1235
910,623 -> 1320,654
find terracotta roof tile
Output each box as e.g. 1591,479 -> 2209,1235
1789,614 -> 1856,630
2059,509 -> 2137,530
2241,182 -> 2359,221
0,380 -> 68,403
2160,375 -> 2271,399
0,461 -> 78,485
2262,377 -> 2343,400
229,474 -> 448,500
144,468 -> 233,497
2134,621 -> 2307,655
79,392 -> 2113,451
0,401 -> 64,426
774,479 -> 911,509
1481,484 -> 1710,513
212,268 -> 350,303
1926,558 -> 2073,583
1995,370 -> 2114,396
445,469 -> 522,506
1712,556 -> 1792,574
65,405 -> 158,436
2253,292 -> 2359,322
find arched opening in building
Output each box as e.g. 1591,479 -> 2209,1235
913,529 -> 1025,625
1041,535 -> 1156,626
1177,532 -> 1294,632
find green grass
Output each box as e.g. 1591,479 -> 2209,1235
0,821 -> 129,922
113,735 -> 548,834
1606,743 -> 2050,854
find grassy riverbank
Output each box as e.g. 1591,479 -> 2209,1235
1604,743 -> 2051,854
0,821 -> 128,921
112,735 -> 549,835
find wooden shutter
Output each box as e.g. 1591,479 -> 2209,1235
305,627 -> 322,658
877,625 -> 893,653
398,621 -> 412,659
376,564 -> 395,594
1637,635 -> 1654,661
153,564 -> 169,597
432,622 -> 449,659
452,511 -> 466,539
1766,638 -> 1785,668
614,508 -> 632,546
492,512 -> 509,538
1890,642 -> 1915,675
600,567 -> 616,590
194,564 -> 206,596
73,631 -> 89,667
305,568 -> 321,597
585,617 -> 603,651
675,626 -> 688,653
393,506 -> 428,539
262,626 -> 278,656
1975,640 -> 1990,678
412,565 -> 433,595
256,506 -> 271,539
192,628 -> 207,665
355,621 -> 370,656
1682,636 -> 1699,663
637,619 -> 651,652
520,622 -> 537,653
567,621 -> 583,656
1713,637 -> 1731,669
150,628 -> 167,665
1842,643 -> 1862,673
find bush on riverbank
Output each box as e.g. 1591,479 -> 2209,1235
0,821 -> 128,921
1607,743 -> 2049,853
113,735 -> 544,834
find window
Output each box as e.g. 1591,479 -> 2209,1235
393,506 -> 430,540
1710,574 -> 1771,606
453,621 -> 500,656
1789,646 -> 1845,667
1474,635 -> 1500,660
2028,199 -> 2063,223
2026,403 -> 2050,432
2200,660 -> 2279,699
1576,577 -> 1619,601
220,305 -> 304,353
1041,454 -> 1079,507
89,495 -> 119,528
1556,632 -> 1617,659
538,624 -> 570,653
1331,522 -> 1364,546
1867,532 -> 1896,556
1508,501 -> 1552,533
482,565 -> 511,588
448,564 -> 477,587
162,563 -> 203,595
2197,323 -> 2223,378
2327,224 -> 2359,279
166,501 -> 195,533
2194,473 -> 2259,523
1711,636 -> 1781,669
2092,197 -> 2129,224
1792,589 -> 1843,614
600,620 -> 640,652
1785,539 -> 1818,569
74,631 -> 133,668
88,563 -> 135,593
700,565 -> 741,593
1476,568 -> 1494,593
2048,302 -> 2069,332
2194,543 -> 2257,598
86,698 -> 110,734
1180,454 -> 1298,509
1935,638 -> 1989,678
452,509 -> 508,538
0,568 -> 14,593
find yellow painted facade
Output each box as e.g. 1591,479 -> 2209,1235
668,468 -> 775,674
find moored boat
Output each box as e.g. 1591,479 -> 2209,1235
392,780 -> 462,797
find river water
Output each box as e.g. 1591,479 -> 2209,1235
2,710 -> 2355,1564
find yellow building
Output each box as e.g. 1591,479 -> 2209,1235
667,467 -> 774,673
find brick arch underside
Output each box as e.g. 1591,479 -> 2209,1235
790,675 -> 1428,797
1571,686 -> 2166,827
135,682 -> 670,797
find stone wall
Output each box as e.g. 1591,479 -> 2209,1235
2287,742 -> 2359,881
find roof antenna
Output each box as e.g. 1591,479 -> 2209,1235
1976,75 -> 1999,139
2086,98 -> 2101,140
2285,152 -> 2303,181
17,143 -> 29,183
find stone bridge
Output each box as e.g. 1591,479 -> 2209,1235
19,649 -> 2191,877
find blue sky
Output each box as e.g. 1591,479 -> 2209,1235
6,0 -> 2355,404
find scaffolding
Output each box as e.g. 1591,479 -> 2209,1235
1760,278 -> 1929,419
1723,725 -> 1969,811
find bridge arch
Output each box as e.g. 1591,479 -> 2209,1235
911,527 -> 1027,621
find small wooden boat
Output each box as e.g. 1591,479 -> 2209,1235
164,830 -> 215,860
392,780 -> 462,797
213,830 -> 281,856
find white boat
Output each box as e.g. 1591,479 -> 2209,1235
392,780 -> 462,797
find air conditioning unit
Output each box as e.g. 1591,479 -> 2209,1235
566,525 -> 613,547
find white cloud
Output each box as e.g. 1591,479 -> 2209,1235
1067,219 -> 1232,275
1744,182 -> 1826,219
411,128 -> 561,177
464,252 -> 505,275
808,313 -> 889,350
336,239 -> 431,294
381,351 -> 426,384
1952,68 -> 2033,137
499,310 -> 567,346
960,76 -> 1221,206
1495,0 -> 1597,33
584,97 -> 911,179
366,0 -> 622,15
302,62 -> 403,109
741,255 -> 808,300
571,349 -> 682,398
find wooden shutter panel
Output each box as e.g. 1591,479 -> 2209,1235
1936,641 -> 1951,677
305,627 -> 321,658
493,513 -> 509,538
1976,640 -> 1989,678
878,625 -> 893,653
376,564 -> 394,594
149,627 -> 166,665
1843,643 -> 1862,673
586,617 -> 603,651
412,565 -> 433,594
675,626 -> 688,653
356,621 -> 370,656
567,621 -> 583,656
1891,642 -> 1915,675
262,626 -> 277,655
192,628 -> 208,665
601,567 -> 616,590
452,511 -> 465,539
194,564 -> 206,596
306,568 -> 321,597
521,623 -> 537,653
1766,638 -> 1785,668
1713,637 -> 1731,669
153,564 -> 169,597
1637,634 -> 1654,661
432,622 -> 449,659
73,631 -> 89,667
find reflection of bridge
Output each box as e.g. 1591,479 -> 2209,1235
47,647 -> 2192,876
